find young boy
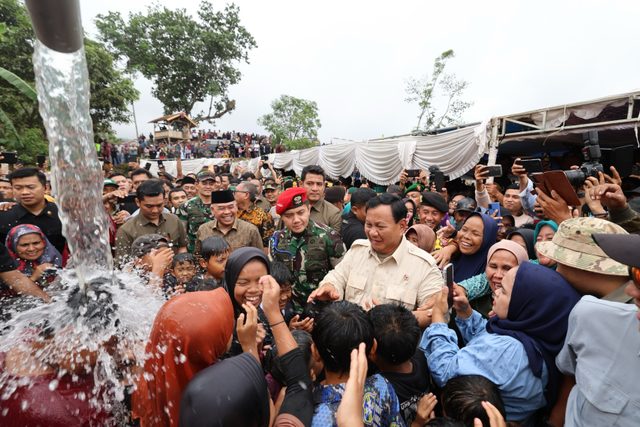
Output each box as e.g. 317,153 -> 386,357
164,253 -> 196,298
269,261 -> 298,326
311,301 -> 404,427
369,303 -> 432,426
187,236 -> 230,292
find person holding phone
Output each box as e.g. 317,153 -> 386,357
475,165 -> 533,227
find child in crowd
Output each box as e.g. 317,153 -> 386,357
189,236 -> 230,292
163,253 -> 196,297
369,303 -> 433,426
268,261 -> 298,326
440,375 -> 507,427
129,234 -> 174,292
311,301 -> 404,427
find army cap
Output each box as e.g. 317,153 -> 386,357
131,234 -> 170,258
536,217 -> 628,276
264,181 -> 280,191
197,171 -> 215,181
404,183 -> 424,196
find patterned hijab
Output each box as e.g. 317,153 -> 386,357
5,224 -> 62,276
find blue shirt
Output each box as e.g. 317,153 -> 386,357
312,373 -> 405,427
419,311 -> 548,424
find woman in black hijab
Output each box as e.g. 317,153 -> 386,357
507,228 -> 536,261
222,247 -> 274,359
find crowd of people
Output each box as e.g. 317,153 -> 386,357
96,130 -> 282,166
0,148 -> 639,427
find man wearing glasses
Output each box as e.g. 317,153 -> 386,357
234,181 -> 275,250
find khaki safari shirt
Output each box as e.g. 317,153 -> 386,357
319,236 -> 443,310
194,217 -> 263,258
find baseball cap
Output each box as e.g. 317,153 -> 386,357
454,198 -> 477,213
264,181 -> 279,191
536,217 -> 628,276
103,178 -> 118,187
197,171 -> 215,181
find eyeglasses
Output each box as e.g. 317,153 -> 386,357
233,190 -> 248,194
449,200 -> 458,206
629,266 -> 640,291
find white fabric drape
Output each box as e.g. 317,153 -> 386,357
142,120 -> 490,184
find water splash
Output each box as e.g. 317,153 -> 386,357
32,39 -> 114,290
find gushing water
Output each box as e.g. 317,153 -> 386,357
32,39 -> 114,290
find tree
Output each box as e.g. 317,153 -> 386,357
96,2 -> 256,124
404,50 -> 473,133
0,0 -> 139,161
257,95 -> 321,150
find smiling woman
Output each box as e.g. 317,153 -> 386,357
451,212 -> 498,283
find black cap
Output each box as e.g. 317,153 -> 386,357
131,234 -> 170,258
181,176 -> 196,186
420,191 -> 448,213
592,233 -> 640,269
211,190 -> 235,204
454,198 -> 477,213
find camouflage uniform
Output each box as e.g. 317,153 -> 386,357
177,196 -> 215,253
536,217 -> 629,276
268,219 -> 346,307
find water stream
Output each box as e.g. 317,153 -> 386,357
32,39 -> 115,290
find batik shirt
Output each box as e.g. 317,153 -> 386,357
238,204 -> 275,247
311,374 -> 405,427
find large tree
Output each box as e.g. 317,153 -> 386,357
0,0 -> 139,161
96,2 -> 256,124
257,95 -> 321,150
404,50 -> 473,133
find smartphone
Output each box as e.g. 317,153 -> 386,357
443,263 -> 455,308
483,165 -> 503,177
144,162 -> 151,171
0,151 -> 18,164
158,160 -> 164,168
488,202 -> 501,217
431,171 -> 445,192
406,169 -> 421,178
37,154 -> 46,168
517,158 -> 543,174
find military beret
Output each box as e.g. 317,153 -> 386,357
420,191 -> 448,213
276,187 -> 308,215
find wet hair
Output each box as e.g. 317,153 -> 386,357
136,179 -> 165,201
264,330 -> 313,384
301,165 -> 326,182
270,261 -> 293,288
200,236 -> 231,261
172,252 -> 195,269
240,181 -> 258,202
366,193 -> 408,223
312,301 -> 374,374
301,300 -> 330,321
131,168 -> 153,180
441,375 -> 507,427
7,168 -> 46,187
425,418 -> 466,427
351,187 -> 377,208
169,187 -> 187,202
369,303 -> 421,365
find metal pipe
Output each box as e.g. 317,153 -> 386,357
25,0 -> 83,53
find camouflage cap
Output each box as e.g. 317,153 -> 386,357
536,217 -> 628,276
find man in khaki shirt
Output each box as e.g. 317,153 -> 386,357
309,193 -> 443,311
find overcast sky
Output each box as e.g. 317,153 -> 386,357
79,0 -> 640,143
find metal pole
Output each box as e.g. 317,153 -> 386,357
131,100 -> 139,141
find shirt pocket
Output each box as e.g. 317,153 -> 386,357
345,273 -> 367,302
385,285 -> 418,309
576,362 -> 628,417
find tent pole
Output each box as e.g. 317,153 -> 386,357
486,118 -> 499,185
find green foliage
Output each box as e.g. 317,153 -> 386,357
257,95 -> 322,149
0,0 -> 138,160
404,50 -> 473,132
96,1 -> 256,124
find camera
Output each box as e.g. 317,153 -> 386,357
564,130 -> 604,187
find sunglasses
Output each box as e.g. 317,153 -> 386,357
630,266 -> 640,291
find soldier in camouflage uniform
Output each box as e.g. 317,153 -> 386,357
268,187 -> 346,307
177,171 -> 217,253
536,217 -> 633,302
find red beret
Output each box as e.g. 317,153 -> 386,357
276,187 -> 308,215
